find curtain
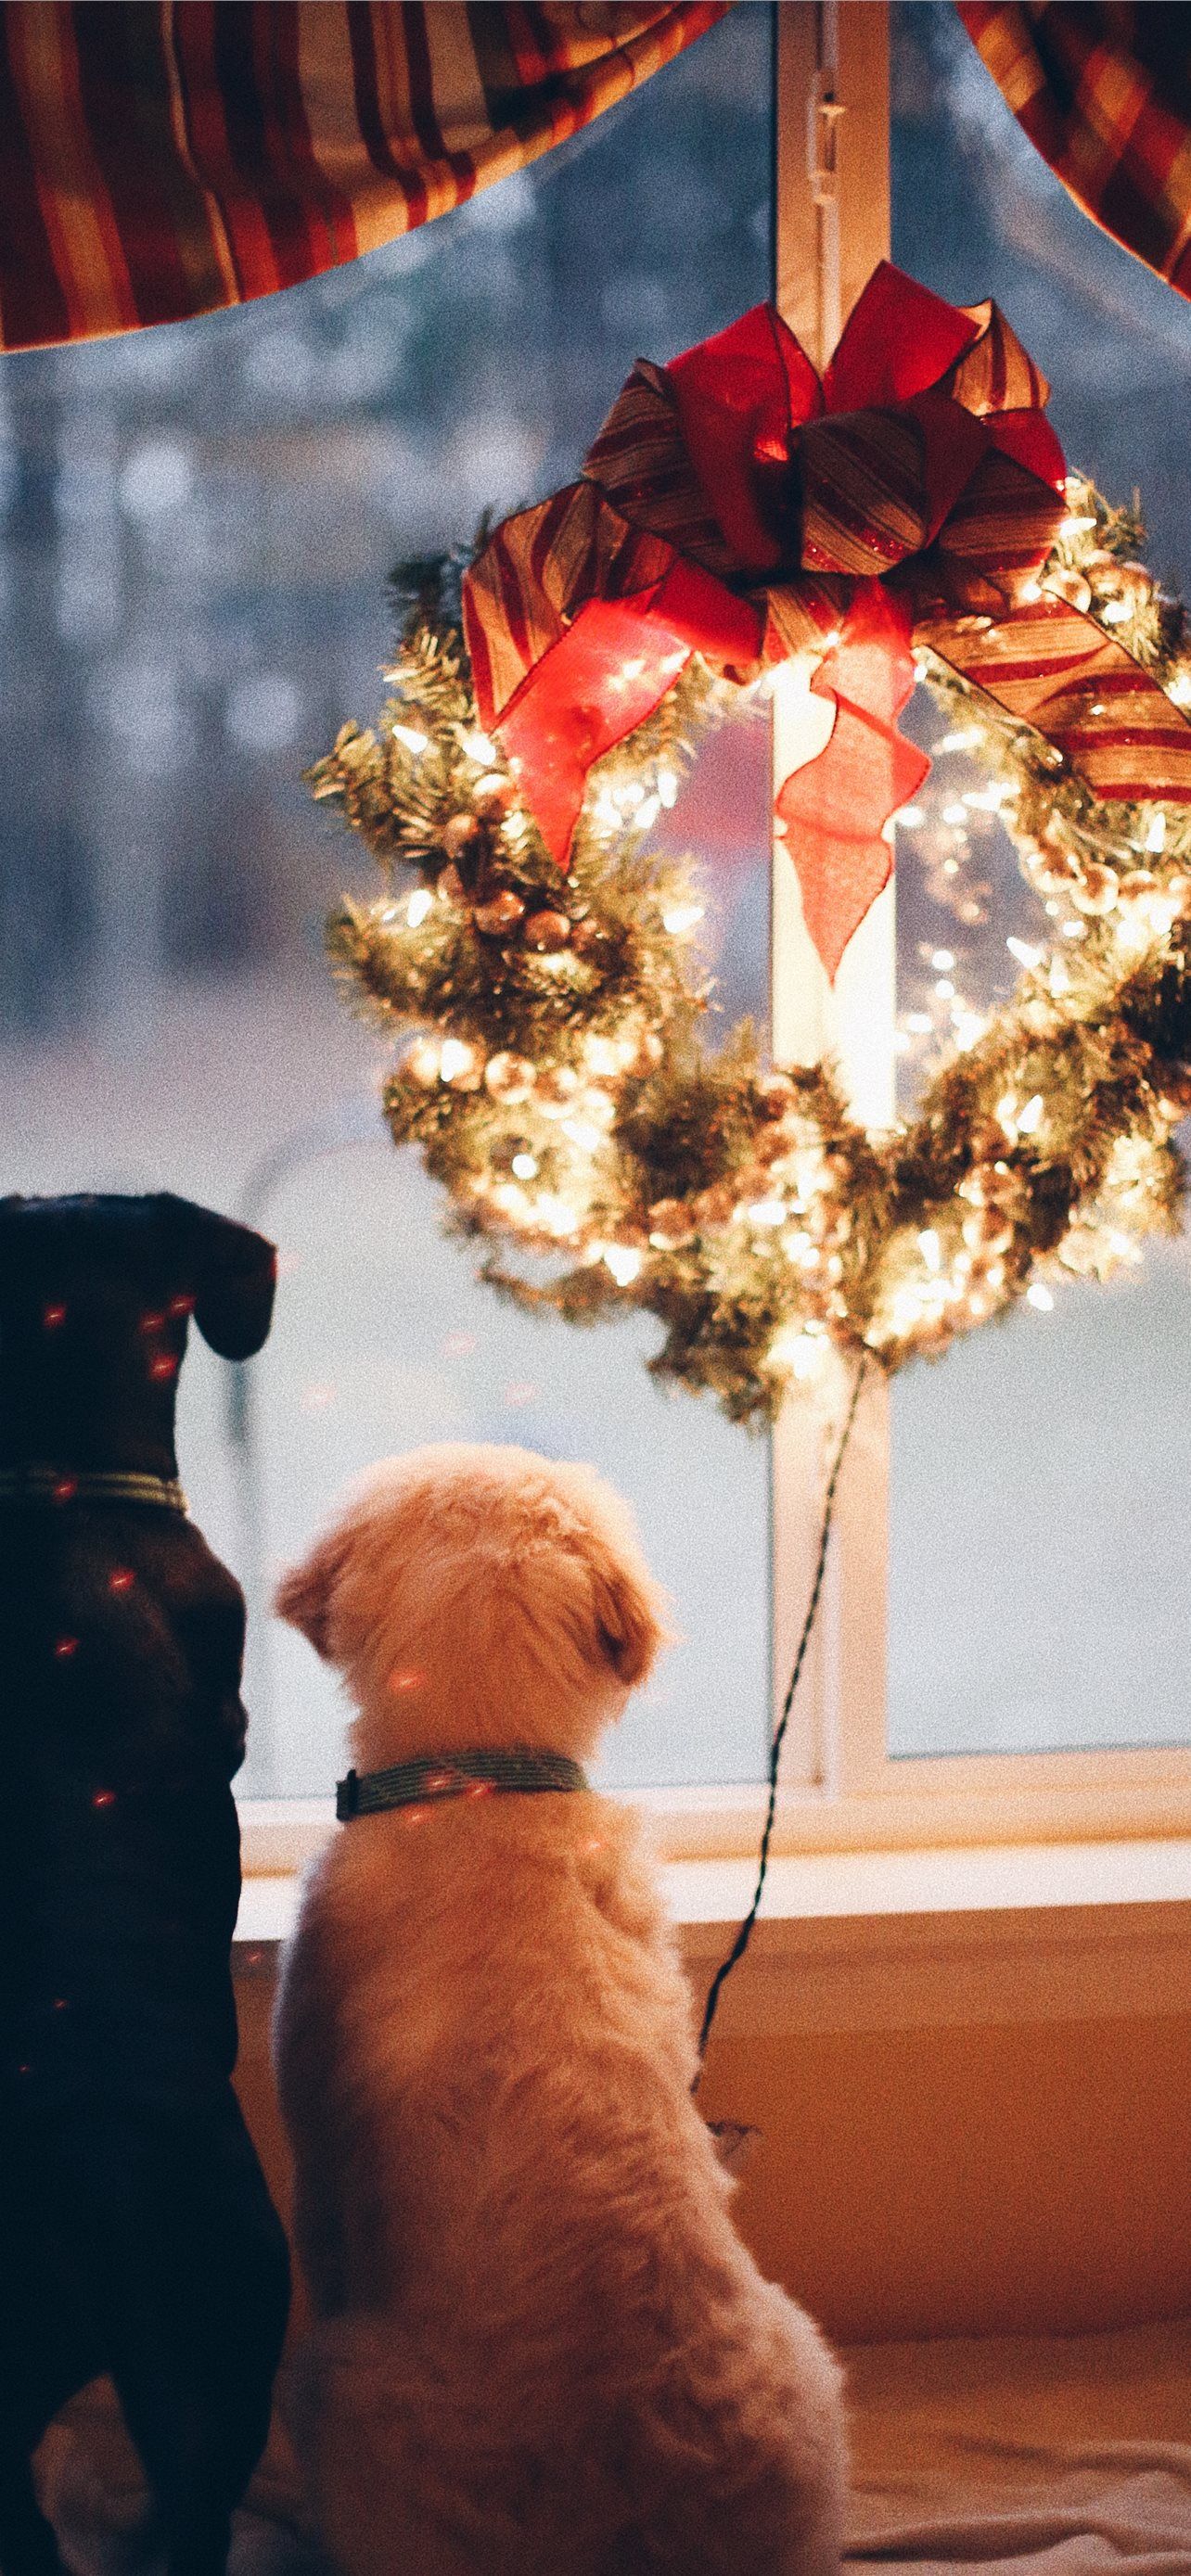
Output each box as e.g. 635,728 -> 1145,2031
0,1 -> 729,351
957,3 -> 1191,298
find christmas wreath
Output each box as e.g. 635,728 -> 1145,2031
309,266 -> 1191,1426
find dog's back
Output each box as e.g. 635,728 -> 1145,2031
277,1788 -> 844,2576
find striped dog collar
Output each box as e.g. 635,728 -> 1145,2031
0,1466 -> 188,1512
336,1748 -> 588,1821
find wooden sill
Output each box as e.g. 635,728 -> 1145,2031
236,1843 -> 1191,2038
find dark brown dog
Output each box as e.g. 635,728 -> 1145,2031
0,1192 -> 289,2576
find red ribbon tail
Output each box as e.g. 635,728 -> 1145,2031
495,564 -> 764,868
776,586 -> 929,982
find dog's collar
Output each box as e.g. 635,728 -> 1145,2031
336,1748 -> 588,1822
0,1465 -> 187,1512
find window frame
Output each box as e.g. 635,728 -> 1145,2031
239,0 -> 1191,1881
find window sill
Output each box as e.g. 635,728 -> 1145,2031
237,1832 -> 1191,1941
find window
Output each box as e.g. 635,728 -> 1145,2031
8,2 -> 1191,1856
888,3 -> 1191,1766
0,6 -> 775,1804
759,0 -> 1191,1851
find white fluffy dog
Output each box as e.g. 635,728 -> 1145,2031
273,1443 -> 845,2576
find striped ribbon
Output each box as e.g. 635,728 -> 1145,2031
463,258 -> 1191,978
0,2 -> 728,351
958,4 -> 1191,304
336,1748 -> 588,1821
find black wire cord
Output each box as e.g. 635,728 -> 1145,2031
695,1355 -> 869,2073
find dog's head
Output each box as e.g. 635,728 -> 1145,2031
275,1443 -> 671,1765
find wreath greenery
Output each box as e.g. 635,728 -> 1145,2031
307,478 -> 1191,1427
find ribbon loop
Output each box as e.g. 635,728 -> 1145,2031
462,259 -> 1191,981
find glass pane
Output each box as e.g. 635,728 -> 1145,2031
0,7 -> 775,1796
889,1 -> 1191,1754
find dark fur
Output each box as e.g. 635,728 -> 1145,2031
0,1194 -> 290,2576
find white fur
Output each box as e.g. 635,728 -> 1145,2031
273,1444 -> 845,2576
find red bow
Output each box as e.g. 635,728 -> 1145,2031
463,263 -> 1191,979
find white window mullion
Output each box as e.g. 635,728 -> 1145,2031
771,0 -> 893,1796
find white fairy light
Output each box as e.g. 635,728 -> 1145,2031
406,888 -> 433,927
896,805 -> 926,830
941,801 -> 968,825
934,977 -> 956,1001
510,1153 -> 538,1180
931,949 -> 956,971
461,729 -> 498,764
1026,1282 -> 1055,1313
561,1117 -> 605,1154
769,1324 -> 824,1382
584,1034 -> 630,1078
937,728 -> 980,754
439,1039 -> 476,1082
1100,598 -> 1131,624
1146,812 -> 1168,853
391,722 -> 429,757
656,766 -> 680,808
1018,1093 -> 1044,1135
529,1192 -> 580,1238
1114,908 -> 1159,960
602,1243 -> 643,1285
661,901 -> 705,937
917,1229 -> 942,1271
1006,937 -> 1043,970
1168,669 -> 1191,707
746,1197 -> 787,1230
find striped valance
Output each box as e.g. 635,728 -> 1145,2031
0,2 -> 729,351
958,4 -> 1191,300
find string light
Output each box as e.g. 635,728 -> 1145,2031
312,468 -> 1191,1422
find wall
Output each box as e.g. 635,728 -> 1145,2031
234,1898 -> 1191,2349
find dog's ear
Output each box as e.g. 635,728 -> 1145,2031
275,1524 -> 351,1662
589,1543 -> 666,1688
